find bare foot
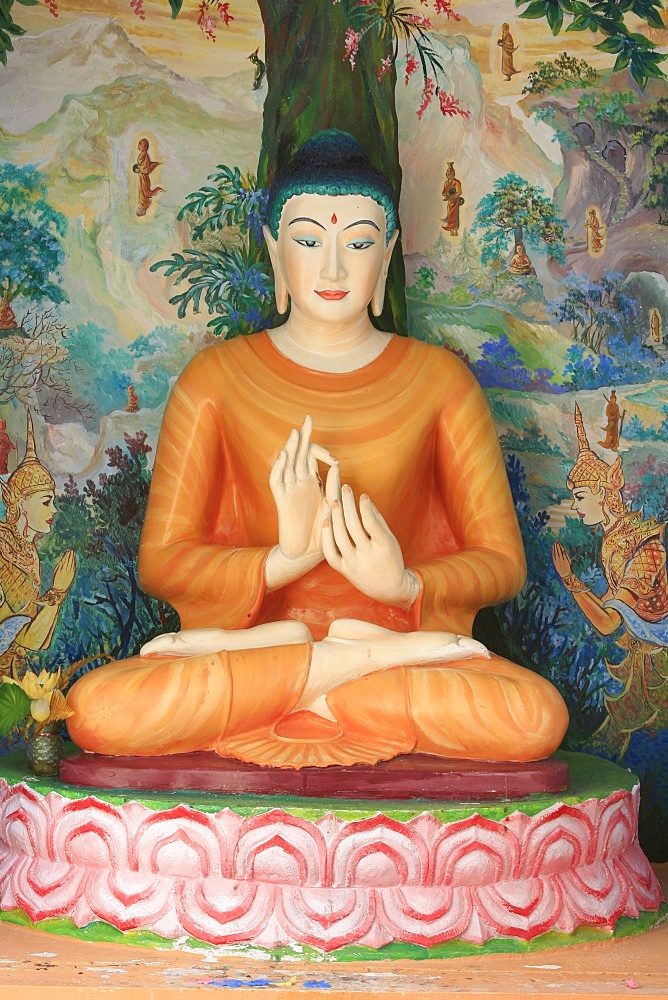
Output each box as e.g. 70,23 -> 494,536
140,621 -> 312,657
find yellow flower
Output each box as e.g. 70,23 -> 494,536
31,697 -> 51,723
2,669 -> 64,725
20,669 -> 61,701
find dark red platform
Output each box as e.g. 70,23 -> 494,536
59,751 -> 569,801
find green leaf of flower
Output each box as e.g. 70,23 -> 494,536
0,683 -> 31,736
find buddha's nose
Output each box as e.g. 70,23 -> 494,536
321,240 -> 346,282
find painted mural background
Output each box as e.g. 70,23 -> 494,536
0,1 -> 666,858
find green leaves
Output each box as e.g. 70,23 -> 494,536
0,683 -> 30,737
516,0 -> 667,90
168,0 -> 183,17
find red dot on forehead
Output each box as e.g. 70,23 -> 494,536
331,213 -> 337,224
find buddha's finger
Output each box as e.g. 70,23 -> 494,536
295,416 -> 312,480
330,499 -> 355,559
309,444 -> 338,468
341,485 -> 368,546
324,462 -> 341,505
282,428 -> 299,485
269,449 -> 287,495
322,517 -> 343,568
359,495 -> 391,542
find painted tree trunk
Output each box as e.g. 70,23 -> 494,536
256,0 -> 407,334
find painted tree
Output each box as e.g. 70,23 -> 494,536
0,162 -> 67,309
155,0 -> 471,334
472,173 -> 567,268
515,0 -> 666,89
632,97 -> 668,226
550,272 -> 636,352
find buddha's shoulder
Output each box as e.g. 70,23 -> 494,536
403,336 -> 480,385
175,333 -> 266,383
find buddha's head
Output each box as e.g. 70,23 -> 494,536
1,411 -> 56,538
567,403 -> 625,528
263,130 -> 399,320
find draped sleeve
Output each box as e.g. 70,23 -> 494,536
138,348 -> 272,630
412,355 -> 526,634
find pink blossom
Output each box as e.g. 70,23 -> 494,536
433,0 -> 461,19
407,13 -> 431,27
197,2 -> 217,41
218,2 -> 234,24
417,77 -> 435,120
130,0 -> 145,20
343,28 -> 361,70
44,0 -> 58,15
376,55 -> 394,82
404,53 -> 419,85
438,91 -> 471,118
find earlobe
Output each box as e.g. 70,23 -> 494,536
263,225 -> 289,315
371,271 -> 388,317
371,230 -> 399,317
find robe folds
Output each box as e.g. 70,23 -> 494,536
67,333 -> 568,765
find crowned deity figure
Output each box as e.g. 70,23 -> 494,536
553,404 -> 668,757
67,131 -> 567,767
0,412 -> 76,679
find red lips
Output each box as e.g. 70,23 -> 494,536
315,290 -> 349,300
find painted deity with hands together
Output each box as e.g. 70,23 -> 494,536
68,131 -> 567,767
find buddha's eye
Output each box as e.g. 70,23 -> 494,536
293,237 -> 322,248
346,239 -> 375,251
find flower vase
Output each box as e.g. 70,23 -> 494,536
26,723 -> 64,777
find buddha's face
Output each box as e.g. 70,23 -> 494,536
21,489 -> 56,535
266,193 -> 398,324
570,485 -> 605,526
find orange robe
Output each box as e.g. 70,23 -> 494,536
67,333 -> 567,765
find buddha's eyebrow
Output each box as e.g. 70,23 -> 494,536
288,216 -> 326,230
343,219 -> 381,232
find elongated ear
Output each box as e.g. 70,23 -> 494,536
263,225 -> 289,315
371,229 -> 399,318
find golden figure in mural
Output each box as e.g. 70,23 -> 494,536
0,291 -> 17,332
125,385 -> 140,413
0,413 -> 76,679
585,206 -> 606,256
650,308 -> 663,345
598,389 -> 624,452
553,404 -> 668,757
441,162 -> 464,237
133,138 -> 164,218
497,23 -> 519,81
68,131 -> 567,767
0,419 -> 16,476
509,242 -> 535,275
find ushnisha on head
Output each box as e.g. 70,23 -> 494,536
263,130 -> 400,320
1,411 -> 56,534
266,130 -> 398,244
567,403 -> 625,526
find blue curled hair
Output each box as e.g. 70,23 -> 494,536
266,129 -> 399,244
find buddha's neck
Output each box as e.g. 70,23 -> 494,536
268,313 -> 391,374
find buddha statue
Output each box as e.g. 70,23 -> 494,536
67,130 -> 568,767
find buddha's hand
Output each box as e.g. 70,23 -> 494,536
552,541 -> 572,579
52,550 -> 76,592
267,416 -> 338,588
323,485 -> 417,606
